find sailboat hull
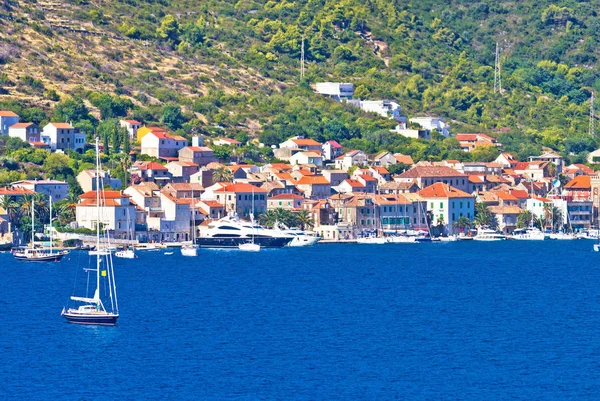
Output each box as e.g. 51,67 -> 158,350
62,311 -> 119,326
13,251 -> 68,262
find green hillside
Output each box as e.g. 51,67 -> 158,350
1,0 -> 600,163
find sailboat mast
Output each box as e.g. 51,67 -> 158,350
95,138 -> 101,297
50,196 -> 53,253
31,197 -> 34,248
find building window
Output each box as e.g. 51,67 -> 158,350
460,201 -> 463,208
439,202 -> 443,209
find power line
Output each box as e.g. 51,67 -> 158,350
300,35 -> 305,79
494,42 -> 502,94
591,92 -> 595,137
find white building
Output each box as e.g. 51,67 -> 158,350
352,100 -> 405,123
289,151 -> 323,168
334,150 -> 368,171
120,119 -> 142,140
419,183 -> 474,234
141,131 -> 188,159
315,82 -> 354,101
75,190 -> 135,239
409,117 -> 450,137
9,122 -> 40,143
42,122 -> 86,153
12,179 -> 70,201
0,111 -> 19,135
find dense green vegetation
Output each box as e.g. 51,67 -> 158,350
2,0 -> 600,166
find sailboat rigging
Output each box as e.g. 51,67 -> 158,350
181,187 -> 199,256
61,138 -> 119,326
239,188 -> 260,251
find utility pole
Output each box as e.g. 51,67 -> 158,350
494,42 -> 502,94
300,35 -> 305,79
590,92 -> 595,138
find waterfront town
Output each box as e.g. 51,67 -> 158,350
0,83 -> 597,246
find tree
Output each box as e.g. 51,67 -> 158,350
474,202 -> 497,228
212,166 -> 233,183
452,216 -> 472,233
517,210 -> 533,228
161,104 -> 186,130
157,14 -> 180,44
53,97 -> 92,124
212,145 -> 232,162
0,196 -> 19,226
295,209 -> 314,230
43,153 -> 74,180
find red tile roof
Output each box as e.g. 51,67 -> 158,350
397,165 -> 465,178
456,133 -> 496,142
419,183 -> 472,198
292,138 -> 321,146
358,174 -> 376,182
0,110 -> 18,117
214,183 -> 267,193
269,194 -> 304,200
343,179 -> 366,188
468,175 -> 484,183
297,175 -> 330,185
326,140 -> 342,148
184,146 -> 213,152
49,122 -> 73,129
565,175 -> 591,190
10,122 -> 34,128
80,191 -> 129,199
138,162 -> 168,171
121,119 -> 141,124
0,187 -> 35,196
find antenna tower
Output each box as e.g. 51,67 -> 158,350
494,42 -> 502,94
300,36 -> 305,79
590,92 -> 595,138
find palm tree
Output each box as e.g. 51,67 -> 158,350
33,192 -> 49,225
296,209 -> 314,230
517,210 -> 533,228
0,196 -> 19,225
59,192 -> 79,224
452,216 -> 472,233
213,166 -> 233,183
474,202 -> 497,228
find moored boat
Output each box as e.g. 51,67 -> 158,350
473,228 -> 506,241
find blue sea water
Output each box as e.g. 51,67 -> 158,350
1,241 -> 600,400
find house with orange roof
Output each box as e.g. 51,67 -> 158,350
529,151 -> 563,173
396,165 -> 469,192
334,150 -> 368,171
178,146 -> 216,166
369,166 -> 391,183
456,133 -> 500,152
0,186 -> 35,203
495,152 -> 518,168
356,174 -> 377,193
136,126 -> 167,142
280,137 -> 322,152
213,183 -> 267,218
295,175 -> 331,199
488,204 -> 523,233
268,193 -> 304,210
42,122 -> 86,153
119,119 -> 141,140
131,161 -> 172,185
161,182 -> 204,199
8,122 -> 39,143
379,181 -> 419,194
373,151 -> 397,167
141,130 -> 188,160
374,193 -> 428,232
393,153 -> 414,166
289,151 -> 323,168
166,161 -> 199,183
0,110 -> 19,135
553,177 -> 593,230
419,183 -> 474,234
563,164 -> 594,179
214,137 -> 241,147
467,175 -> 484,193
335,179 -> 367,194
197,199 -> 225,220
76,191 -> 135,239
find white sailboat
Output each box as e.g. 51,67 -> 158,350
13,195 -> 69,262
62,138 -> 119,326
181,190 -> 199,256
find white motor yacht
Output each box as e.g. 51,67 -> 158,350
387,235 -> 417,243
273,223 -> 320,247
198,215 -> 293,248
473,228 -> 506,241
511,227 -> 547,240
549,232 -> 577,240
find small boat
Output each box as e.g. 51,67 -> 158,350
356,236 -> 386,244
549,232 -> 577,240
181,245 -> 198,256
136,243 -> 164,251
115,248 -> 135,259
164,251 -> 174,255
438,235 -> 458,242
387,235 -> 417,243
239,242 -> 261,252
